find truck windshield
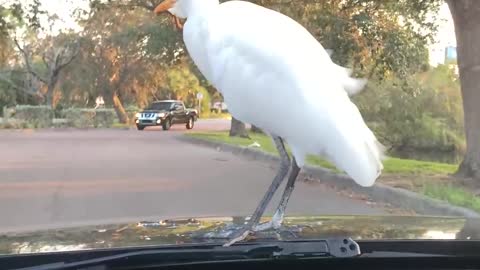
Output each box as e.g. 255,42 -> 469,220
147,102 -> 172,111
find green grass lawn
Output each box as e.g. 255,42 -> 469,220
200,112 -> 231,120
187,131 -> 457,175
424,184 -> 480,213
186,131 -> 479,213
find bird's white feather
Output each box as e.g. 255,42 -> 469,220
183,0 -> 384,187
324,50 -> 366,96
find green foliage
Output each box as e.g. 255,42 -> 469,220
94,109 -> 116,128
0,81 -> 17,108
124,105 -> 140,124
13,105 -> 53,128
383,158 -> 457,175
166,65 -> 211,114
0,0 -> 45,40
354,65 -> 464,158
252,0 -> 441,77
423,184 -> 480,213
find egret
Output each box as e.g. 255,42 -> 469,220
154,0 -> 385,246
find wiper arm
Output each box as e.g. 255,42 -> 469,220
12,238 -> 360,270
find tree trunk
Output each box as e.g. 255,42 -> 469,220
229,117 -> 250,138
45,80 -> 55,107
251,124 -> 264,134
447,0 -> 480,179
456,217 -> 480,240
112,93 -> 129,124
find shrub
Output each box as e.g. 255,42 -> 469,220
94,109 -> 116,128
14,105 -> 53,128
124,105 -> 139,125
63,108 -> 115,128
354,66 -> 464,160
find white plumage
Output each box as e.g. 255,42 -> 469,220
154,0 -> 384,244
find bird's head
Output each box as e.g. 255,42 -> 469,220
154,0 -> 219,30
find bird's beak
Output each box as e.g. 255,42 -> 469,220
154,0 -> 183,31
154,0 -> 175,14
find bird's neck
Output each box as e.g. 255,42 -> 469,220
183,0 -> 219,18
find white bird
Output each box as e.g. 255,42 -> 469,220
154,0 -> 385,246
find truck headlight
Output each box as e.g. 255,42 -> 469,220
158,113 -> 166,118
135,113 -> 141,118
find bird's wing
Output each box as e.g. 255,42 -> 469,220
184,1 -> 365,97
183,0 -> 383,186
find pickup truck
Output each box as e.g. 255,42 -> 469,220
135,100 -> 198,131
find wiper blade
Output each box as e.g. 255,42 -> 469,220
12,238 -> 360,270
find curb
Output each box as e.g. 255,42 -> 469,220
178,135 -> 480,218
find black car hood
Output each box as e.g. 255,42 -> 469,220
139,110 -> 168,114
1,215 -> 479,255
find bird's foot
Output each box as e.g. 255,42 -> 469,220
224,213 -> 297,245
254,210 -> 284,232
223,227 -> 256,247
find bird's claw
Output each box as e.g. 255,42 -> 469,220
254,219 -> 282,232
223,228 -> 256,247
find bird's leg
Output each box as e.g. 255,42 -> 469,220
254,157 -> 300,232
223,135 -> 290,247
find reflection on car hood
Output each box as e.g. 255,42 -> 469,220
1,215 -> 479,255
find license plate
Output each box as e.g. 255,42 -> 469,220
142,113 -> 155,119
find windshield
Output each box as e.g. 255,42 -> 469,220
0,0 -> 479,256
147,102 -> 173,111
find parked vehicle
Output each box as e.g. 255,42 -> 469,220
135,100 -> 198,131
210,102 -> 228,113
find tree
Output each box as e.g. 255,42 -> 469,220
447,0 -> 480,179
0,0 -> 47,107
13,35 -> 80,107
230,117 -> 250,138
251,125 -> 264,134
62,1 -> 184,122
166,61 -> 211,113
0,0 -> 44,40
78,8 -> 148,122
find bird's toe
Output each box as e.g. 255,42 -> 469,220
253,221 -> 274,232
223,228 -> 256,247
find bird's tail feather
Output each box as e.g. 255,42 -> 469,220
331,64 -> 367,96
343,77 -> 367,96
322,103 -> 385,187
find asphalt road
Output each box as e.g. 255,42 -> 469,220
0,119 -> 390,233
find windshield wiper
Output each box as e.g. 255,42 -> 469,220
11,238 -> 360,270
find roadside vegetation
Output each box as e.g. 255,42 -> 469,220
187,131 -> 479,213
1,1 -> 480,212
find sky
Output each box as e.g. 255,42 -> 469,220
38,0 -> 89,34
37,0 -> 456,66
428,3 -> 456,67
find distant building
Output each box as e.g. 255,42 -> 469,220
445,46 -> 457,62
427,3 -> 456,67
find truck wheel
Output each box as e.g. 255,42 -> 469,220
162,118 -> 171,131
186,116 -> 194,129
137,125 -> 145,131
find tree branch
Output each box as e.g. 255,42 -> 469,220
93,0 -> 159,11
42,52 -> 51,70
13,37 -> 48,84
0,72 -> 42,97
56,43 -> 80,71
